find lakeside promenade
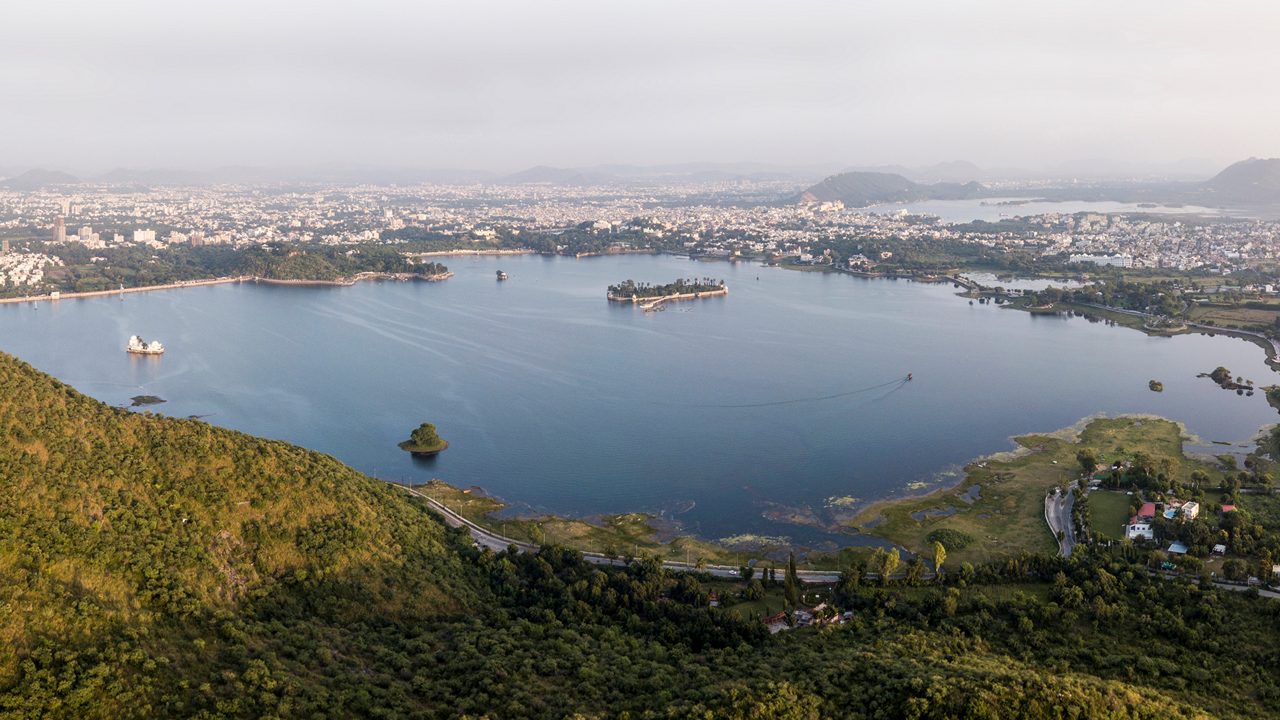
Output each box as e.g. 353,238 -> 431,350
404,248 -> 534,258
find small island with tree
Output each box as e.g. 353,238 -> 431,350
398,422 -> 449,456
606,277 -> 727,305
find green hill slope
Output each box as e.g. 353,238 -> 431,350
0,351 -> 480,716
1,351 -> 1277,718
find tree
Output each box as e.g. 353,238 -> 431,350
1076,449 -> 1098,476
400,422 -> 447,454
410,423 -> 441,446
835,561 -> 863,603
933,540 -> 947,577
784,552 -> 799,609
881,548 -> 901,586
905,556 -> 926,585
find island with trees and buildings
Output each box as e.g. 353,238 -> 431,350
606,277 -> 727,304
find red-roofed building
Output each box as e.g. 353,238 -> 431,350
1221,505 -> 1237,514
1138,502 -> 1157,520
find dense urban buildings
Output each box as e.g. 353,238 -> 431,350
2,179 -> 1278,292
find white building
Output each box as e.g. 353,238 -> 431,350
1126,521 -> 1154,541
1069,253 -> 1133,268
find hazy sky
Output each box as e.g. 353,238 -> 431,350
2,0 -> 1278,173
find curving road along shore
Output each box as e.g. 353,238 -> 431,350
390,481 -> 843,583
406,481 -> 1280,599
1044,487 -> 1075,557
0,271 -> 452,305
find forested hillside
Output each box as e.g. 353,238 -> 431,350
1,350 -> 1278,718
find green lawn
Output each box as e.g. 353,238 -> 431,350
1089,490 -> 1134,540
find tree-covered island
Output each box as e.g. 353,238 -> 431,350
398,422 -> 449,455
606,277 -> 727,301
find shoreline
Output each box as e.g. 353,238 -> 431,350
404,248 -> 534,258
1012,300 -> 1280,365
248,271 -> 452,288
847,411 -> 1201,528
0,271 -> 452,304
845,414 -> 1226,564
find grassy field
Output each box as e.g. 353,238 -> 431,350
1187,301 -> 1280,331
1088,490 -> 1135,540
847,417 -> 1226,565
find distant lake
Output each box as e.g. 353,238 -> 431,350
866,197 -> 1225,223
1,254 -> 1276,547
959,273 -> 1086,292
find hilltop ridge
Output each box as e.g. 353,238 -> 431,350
1204,157 -> 1280,203
796,171 -> 985,206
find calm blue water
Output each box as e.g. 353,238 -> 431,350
1,254 -> 1276,546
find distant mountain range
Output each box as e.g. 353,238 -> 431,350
88,164 -> 497,187
839,161 -> 991,185
796,157 -> 1280,210
0,168 -> 81,191
0,162 -> 839,189
495,162 -> 841,186
4,158 -> 1280,212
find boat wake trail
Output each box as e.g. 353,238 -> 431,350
653,376 -> 910,409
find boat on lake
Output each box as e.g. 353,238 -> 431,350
496,270 -> 509,280
126,335 -> 165,355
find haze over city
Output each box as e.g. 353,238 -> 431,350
3,0 -> 1279,177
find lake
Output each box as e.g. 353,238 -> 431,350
1,253 -> 1276,547
865,197 -> 1225,223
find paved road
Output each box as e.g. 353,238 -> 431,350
393,482 -> 844,583
399,482 -> 1280,596
1044,488 -> 1075,557
1076,302 -> 1280,358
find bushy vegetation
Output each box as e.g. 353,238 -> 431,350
926,527 -> 974,551
399,422 -> 447,454
1,351 -> 1279,718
